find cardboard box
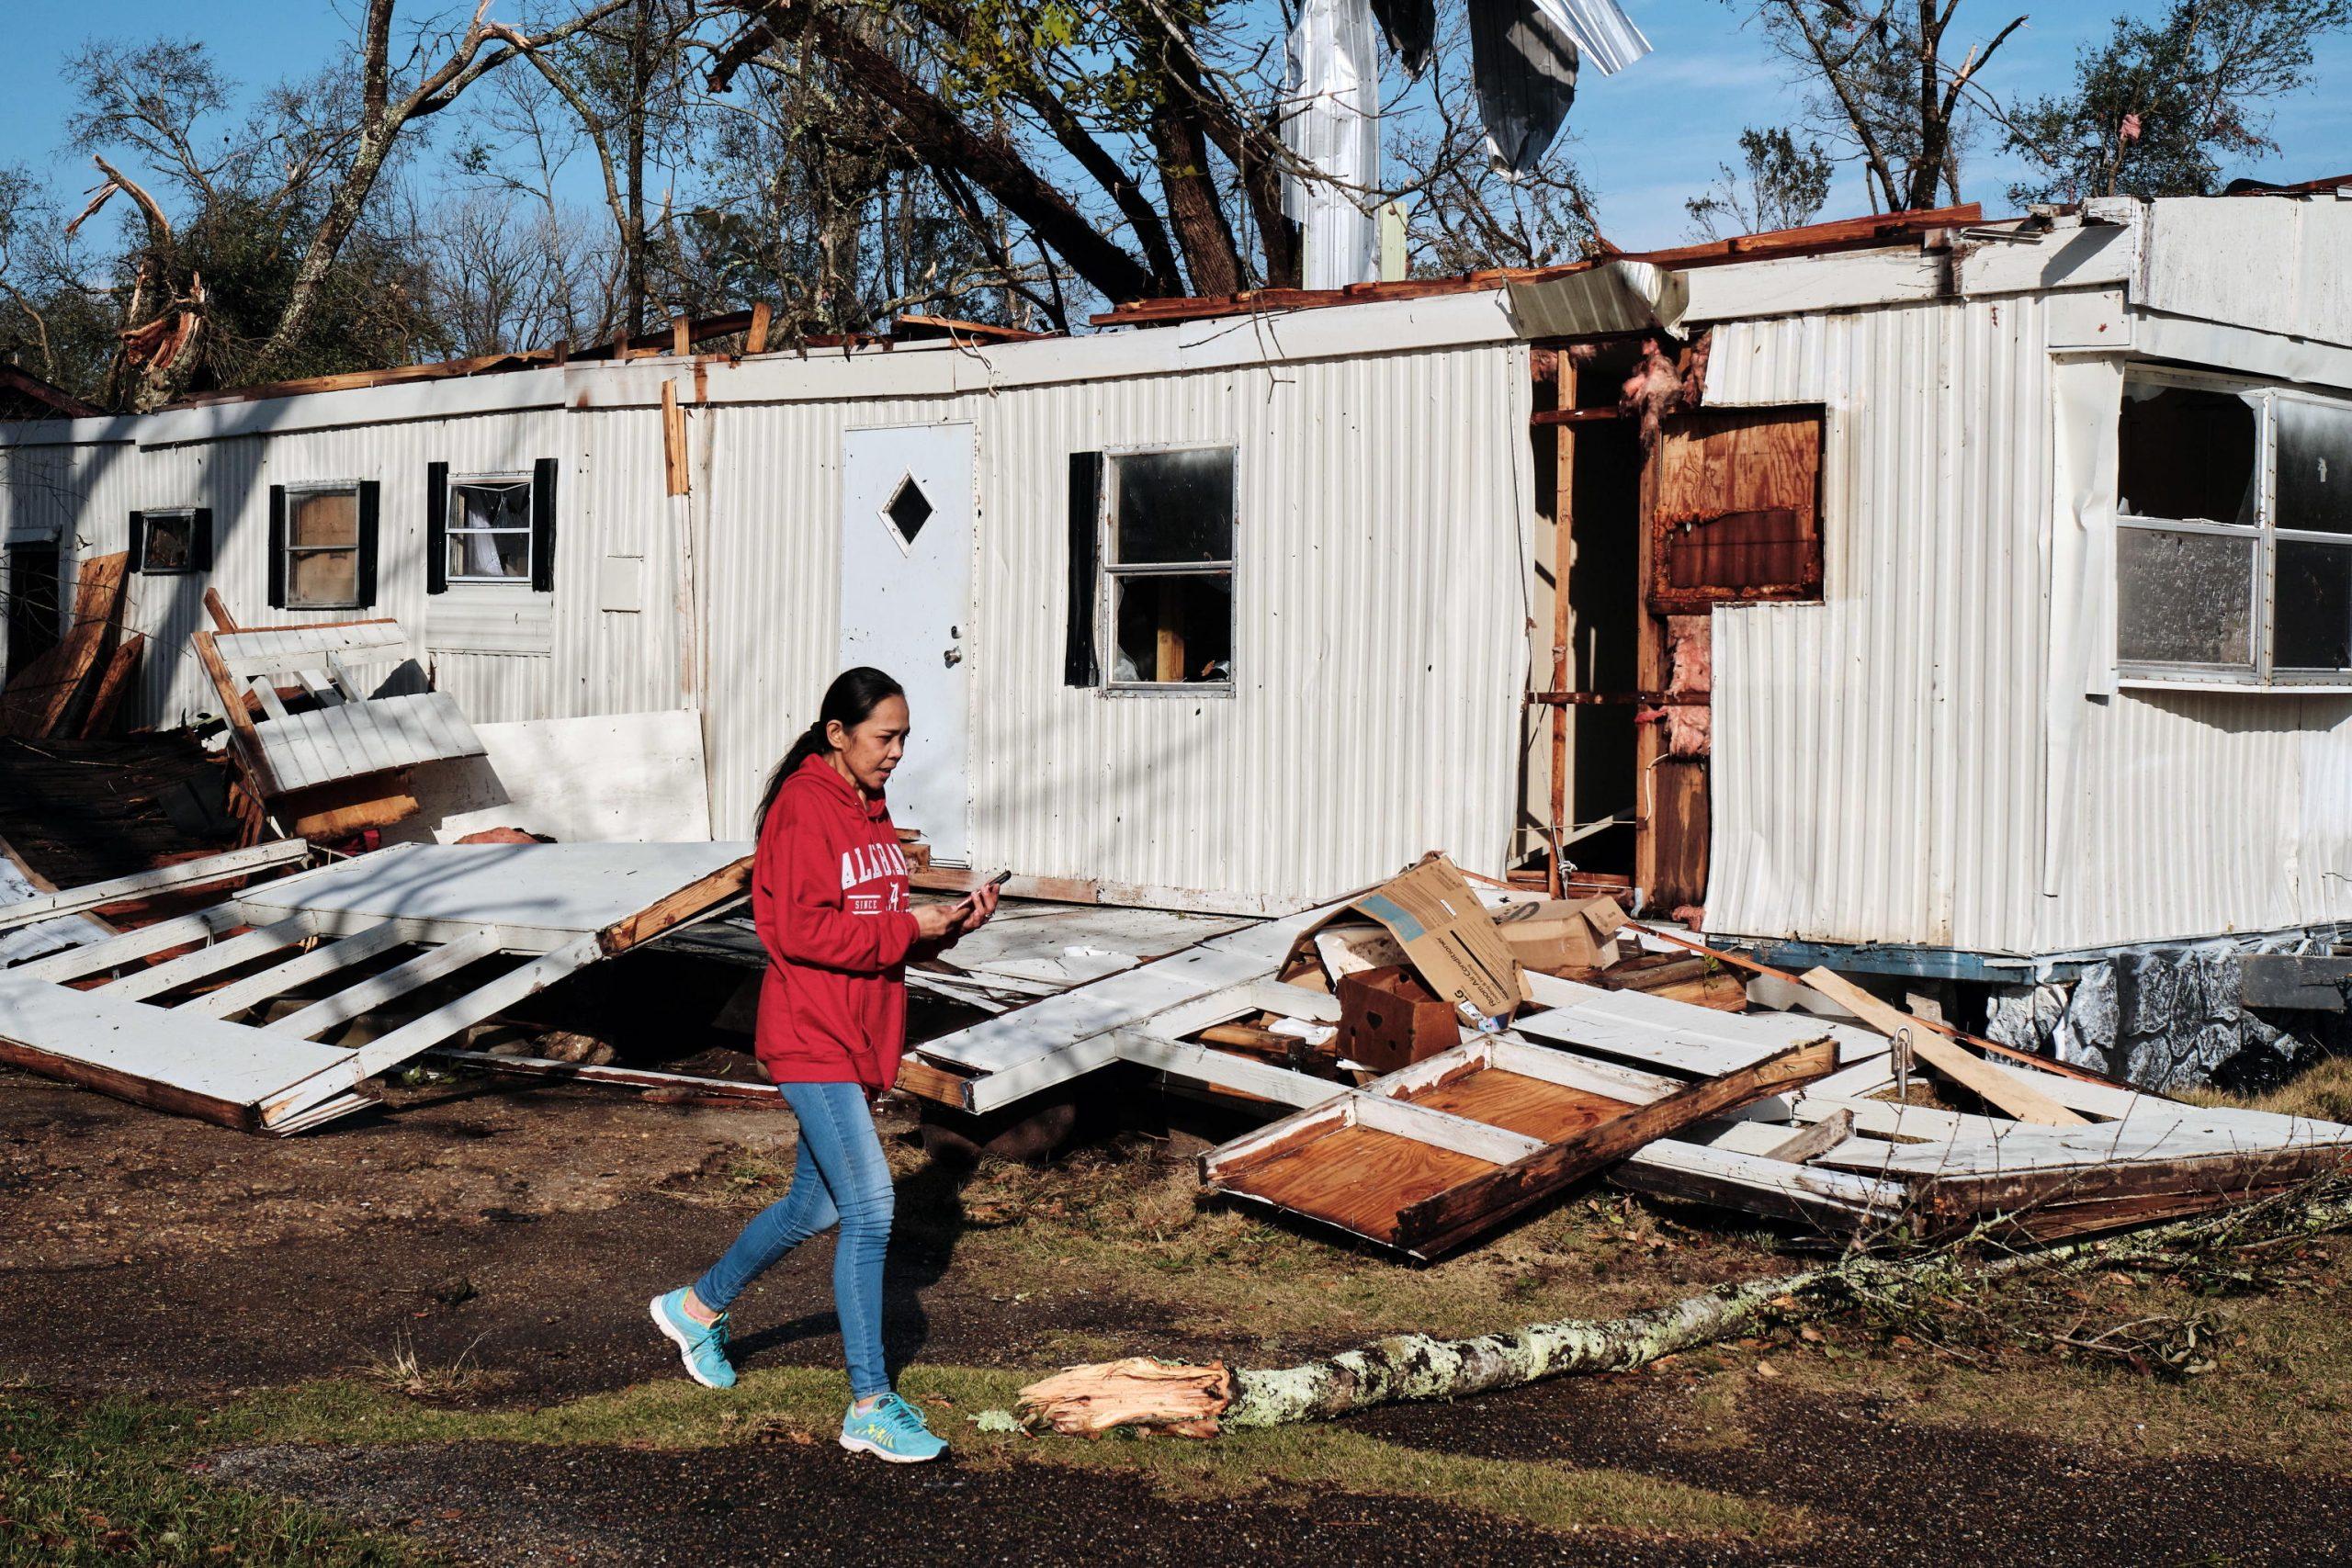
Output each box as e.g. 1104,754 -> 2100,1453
1349,856 -> 1521,1025
1490,895 -> 1627,974
1337,966 -> 1462,1075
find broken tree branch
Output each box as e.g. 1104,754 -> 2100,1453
1011,1179 -> 2352,1435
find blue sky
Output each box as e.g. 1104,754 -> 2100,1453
3,1 -> 2347,252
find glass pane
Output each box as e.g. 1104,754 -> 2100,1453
447,532 -> 531,580
1111,572 -> 1233,683
2275,399 -> 2352,536
288,547 -> 358,608
144,514 -> 192,571
2115,526 -> 2255,667
2119,379 -> 2258,525
2275,539 -> 2352,671
289,489 -> 359,547
1113,449 -> 1234,564
885,476 -> 933,547
456,481 -> 531,532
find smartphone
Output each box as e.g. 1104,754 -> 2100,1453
957,870 -> 1012,911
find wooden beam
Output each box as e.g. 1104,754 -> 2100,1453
179,919 -> 414,1020
10,906 -> 246,983
100,915 -> 315,1003
594,854 -> 752,954
266,928 -> 503,1041
1758,1109 -> 1856,1164
428,1048 -> 786,1103
660,380 -> 690,497
202,587 -> 241,633
912,867 -> 1102,904
1800,967 -> 2088,1126
746,301 -> 773,355
0,840 -> 311,932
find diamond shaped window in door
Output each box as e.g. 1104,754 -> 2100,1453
883,474 -> 933,552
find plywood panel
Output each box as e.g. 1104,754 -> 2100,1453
1221,1123 -> 1496,1244
1403,1067 -> 1633,1144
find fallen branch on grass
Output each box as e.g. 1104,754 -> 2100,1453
1007,1181 -> 2352,1436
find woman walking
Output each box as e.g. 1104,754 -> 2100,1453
650,667 -> 997,1463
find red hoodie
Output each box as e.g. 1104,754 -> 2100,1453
752,753 -> 922,1090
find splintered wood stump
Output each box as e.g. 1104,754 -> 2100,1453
1016,1358 -> 1233,1438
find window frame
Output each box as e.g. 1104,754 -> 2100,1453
2114,366 -> 2352,689
443,470 -> 537,587
136,507 -> 201,576
280,481 -> 367,612
1095,442 -> 1239,697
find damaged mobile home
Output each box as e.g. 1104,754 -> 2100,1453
5,191 -> 2351,1086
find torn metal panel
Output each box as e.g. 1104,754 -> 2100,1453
0,842 -> 750,1134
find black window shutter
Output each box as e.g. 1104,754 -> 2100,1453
530,457 -> 559,592
424,461 -> 449,595
190,508 -> 213,571
355,480 -> 381,607
1065,452 -> 1103,687
266,487 -> 287,608
127,511 -> 146,573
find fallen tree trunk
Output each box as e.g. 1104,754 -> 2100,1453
1014,1183 -> 2352,1435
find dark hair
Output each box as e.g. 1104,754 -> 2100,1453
755,666 -> 905,834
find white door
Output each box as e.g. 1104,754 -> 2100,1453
839,423 -> 976,865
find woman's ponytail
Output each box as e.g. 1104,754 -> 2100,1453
752,667 -> 905,836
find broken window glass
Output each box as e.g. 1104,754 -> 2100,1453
287,487 -> 363,609
2115,526 -> 2255,669
2119,378 -> 2258,525
1110,572 -> 1234,684
447,479 -> 533,582
2274,539 -> 2352,671
1102,447 -> 1237,687
141,512 -> 194,572
1113,448 -> 1235,564
884,475 -> 933,548
2275,398 -> 2352,536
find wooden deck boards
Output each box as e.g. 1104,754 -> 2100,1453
1403,1068 -> 1632,1144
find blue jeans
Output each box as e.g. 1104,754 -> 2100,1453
693,1080 -> 895,1399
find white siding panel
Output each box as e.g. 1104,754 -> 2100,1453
1706,295 -> 2052,953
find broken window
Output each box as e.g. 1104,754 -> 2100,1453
446,477 -> 534,582
278,484 -> 371,611
2113,373 -> 2352,682
130,507 -> 210,575
2119,380 -> 2258,525
1101,447 -> 1236,687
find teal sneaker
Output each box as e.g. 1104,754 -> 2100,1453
839,1393 -> 949,1463
649,1289 -> 736,1390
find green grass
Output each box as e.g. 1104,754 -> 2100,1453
2180,1054 -> 2352,1126
4,1365 -> 1794,1554
0,1394 -> 435,1567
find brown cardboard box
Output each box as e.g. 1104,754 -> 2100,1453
1349,856 -> 1521,1025
1336,966 -> 1462,1075
1490,896 -> 1628,974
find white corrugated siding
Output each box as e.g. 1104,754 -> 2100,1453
1706,294 -> 2053,952
698,344 -> 1536,910
1707,289 -> 2352,953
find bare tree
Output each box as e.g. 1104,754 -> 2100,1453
1734,1 -> 2028,212
255,0 -> 636,372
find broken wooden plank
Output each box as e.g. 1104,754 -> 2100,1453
1799,967 -> 2087,1126
1611,1137 -> 1905,1231
100,915 -> 317,1003
180,919 -> 414,1021
9,906 -> 247,983
1389,1037 -> 1840,1256
0,840 -> 312,933
427,1048 -> 787,1102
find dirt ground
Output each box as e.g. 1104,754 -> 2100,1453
7,1063 -> 2352,1566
